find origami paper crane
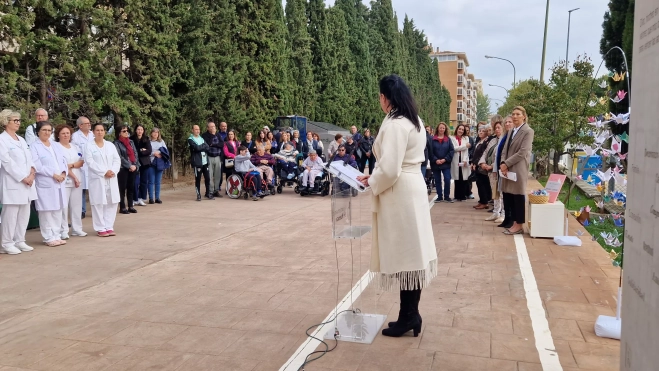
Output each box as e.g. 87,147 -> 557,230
609,250 -> 618,259
611,136 -> 622,154
582,219 -> 590,226
599,97 -> 608,106
612,71 -> 626,82
617,90 -> 627,100
576,230 -> 585,236
619,132 -> 629,143
599,80 -> 608,89
596,200 -> 605,210
611,96 -> 622,104
588,100 -> 597,107
618,153 -> 627,160
608,71 -> 615,78
596,168 -> 613,182
613,261 -> 620,267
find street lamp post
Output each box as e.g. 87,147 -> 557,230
484,55 -> 516,88
566,8 -> 580,69
540,0 -> 550,83
488,84 -> 509,94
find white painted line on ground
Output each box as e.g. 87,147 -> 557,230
513,234 -> 563,371
279,270 -> 373,371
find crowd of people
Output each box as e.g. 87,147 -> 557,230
424,106 -> 533,235
0,108 -> 170,254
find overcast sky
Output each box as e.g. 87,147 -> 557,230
322,0 -> 609,113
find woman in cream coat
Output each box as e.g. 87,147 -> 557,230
0,109 -> 37,255
31,121 -> 70,246
85,123 -> 121,237
358,75 -> 437,338
450,124 -> 471,201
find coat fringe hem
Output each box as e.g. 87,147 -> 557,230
371,259 -> 438,291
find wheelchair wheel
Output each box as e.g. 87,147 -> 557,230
270,188 -> 276,195
226,174 -> 243,199
294,186 -> 300,194
243,192 -> 249,200
276,185 -> 282,194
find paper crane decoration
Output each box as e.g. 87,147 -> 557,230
612,71 -> 626,82
619,132 -> 629,143
576,206 -> 591,225
599,80 -> 608,89
588,100 -> 597,107
596,168 -> 613,182
611,136 -> 622,154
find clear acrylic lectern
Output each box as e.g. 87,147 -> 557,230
323,161 -> 386,344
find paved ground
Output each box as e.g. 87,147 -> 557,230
0,179 -> 621,371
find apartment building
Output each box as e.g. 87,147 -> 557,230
428,47 -> 479,130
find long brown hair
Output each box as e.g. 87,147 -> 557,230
434,122 -> 449,137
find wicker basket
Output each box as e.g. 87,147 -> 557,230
528,194 -> 549,204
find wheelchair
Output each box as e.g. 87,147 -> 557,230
425,164 -> 434,195
226,170 -> 275,201
296,169 -> 330,197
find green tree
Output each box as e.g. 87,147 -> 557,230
600,0 -> 634,113
476,92 -> 491,122
499,56 -> 606,174
285,0 -> 315,117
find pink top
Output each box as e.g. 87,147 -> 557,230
223,140 -> 238,158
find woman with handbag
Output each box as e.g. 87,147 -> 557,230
115,125 -> 141,213
471,125 -> 493,209
130,124 -> 152,206
149,127 -> 167,204
450,124 -> 471,201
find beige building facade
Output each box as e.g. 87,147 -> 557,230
429,47 -> 479,130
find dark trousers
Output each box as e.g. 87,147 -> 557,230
359,155 -> 375,174
503,192 -> 526,224
132,171 -> 140,202
240,172 -> 262,193
118,168 -> 136,210
194,164 -> 211,198
433,167 -> 451,200
475,172 -> 492,205
454,168 -> 467,200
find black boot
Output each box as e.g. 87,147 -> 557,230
388,289 -> 422,329
382,289 -> 421,337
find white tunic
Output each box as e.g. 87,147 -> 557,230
84,140 -> 121,205
0,132 -> 38,205
57,142 -> 83,188
71,129 -> 94,189
31,139 -> 69,211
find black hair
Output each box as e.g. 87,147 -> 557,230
238,145 -> 248,152
115,124 -> 131,140
379,74 -> 421,132
91,122 -> 105,132
131,123 -> 149,144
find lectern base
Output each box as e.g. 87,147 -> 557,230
334,226 -> 372,239
323,312 -> 386,344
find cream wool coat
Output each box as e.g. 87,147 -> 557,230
500,124 -> 534,195
368,115 -> 437,291
450,135 -> 471,180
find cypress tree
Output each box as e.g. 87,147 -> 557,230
285,0 -> 316,118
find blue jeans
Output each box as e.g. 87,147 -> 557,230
421,163 -> 427,178
434,167 -> 451,200
147,166 -> 163,200
139,165 -> 149,200
82,189 -> 87,213
133,171 -> 140,202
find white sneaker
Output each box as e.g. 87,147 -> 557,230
16,242 -> 34,252
137,199 -> 147,206
71,231 -> 88,237
1,245 -> 22,255
485,214 -> 499,221
61,233 -> 70,240
494,216 -> 505,223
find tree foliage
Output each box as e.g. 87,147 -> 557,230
0,0 -> 450,164
498,56 -> 607,174
600,0 -> 634,113
476,92 -> 491,122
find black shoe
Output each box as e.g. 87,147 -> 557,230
120,209 -> 129,214
382,290 -> 422,337
214,191 -> 223,198
388,289 -> 422,328
445,198 -> 455,203
155,199 -> 162,204
81,212 -> 86,219
196,195 -> 201,201
498,222 -> 513,228
128,208 -> 138,213
434,198 -> 443,203
149,199 -> 155,204
206,194 -> 215,200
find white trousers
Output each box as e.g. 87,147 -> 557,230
91,185 -> 118,232
493,192 -> 505,217
39,210 -> 63,243
61,186 -> 84,234
1,204 -> 30,249
302,169 -> 321,186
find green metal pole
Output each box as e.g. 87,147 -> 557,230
540,0 -> 550,83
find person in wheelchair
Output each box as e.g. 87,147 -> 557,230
300,151 -> 324,193
250,146 -> 275,190
235,146 -> 266,197
330,144 -> 358,195
273,143 -> 299,180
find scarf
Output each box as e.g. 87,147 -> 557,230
119,136 -> 136,163
456,136 -> 462,146
433,135 -> 448,143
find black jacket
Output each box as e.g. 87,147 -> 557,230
423,133 -> 432,163
241,140 -> 257,154
130,134 -> 152,167
344,141 -> 358,157
114,139 -> 141,171
201,131 -> 225,158
188,136 -> 210,168
471,136 -> 494,166
358,136 -> 375,155
467,136 -> 475,161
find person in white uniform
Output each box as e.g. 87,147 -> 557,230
31,121 -> 69,246
0,109 -> 37,255
24,108 -> 53,146
71,116 -> 93,219
55,124 -> 87,238
84,123 -> 121,237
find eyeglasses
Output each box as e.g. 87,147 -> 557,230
40,129 -> 52,133
121,130 -> 128,133
10,119 -> 21,123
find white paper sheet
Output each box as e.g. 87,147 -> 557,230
328,161 -> 370,192
499,170 -> 517,181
